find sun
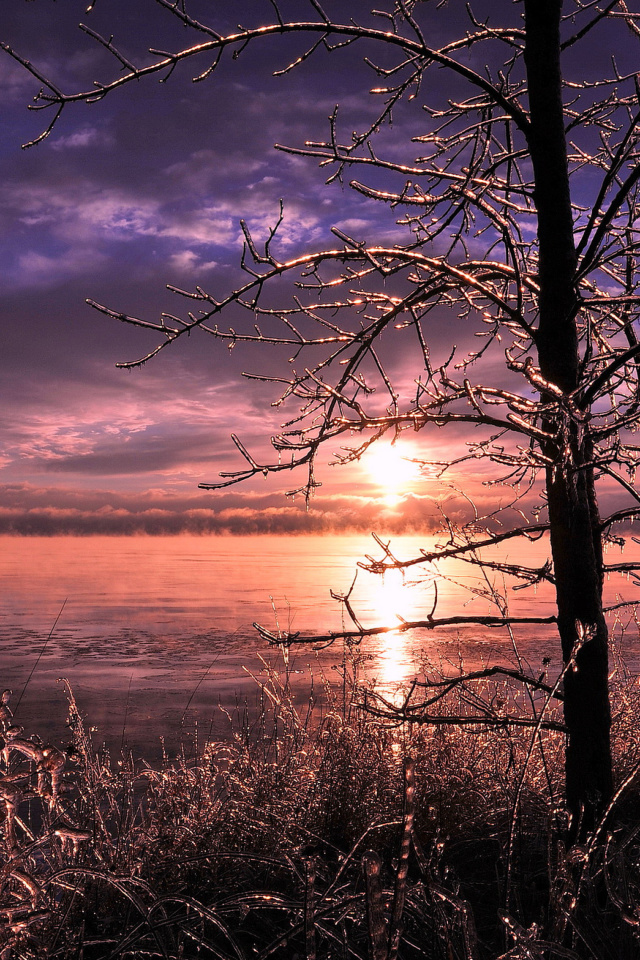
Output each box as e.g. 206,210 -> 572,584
365,443 -> 419,503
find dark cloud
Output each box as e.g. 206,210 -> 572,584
34,431 -> 218,476
0,482 -> 442,536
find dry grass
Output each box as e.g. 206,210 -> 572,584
0,649 -> 639,959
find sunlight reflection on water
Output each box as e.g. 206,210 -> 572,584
0,534 -> 637,756
370,569 -> 421,688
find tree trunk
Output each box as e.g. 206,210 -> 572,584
524,0 -> 613,834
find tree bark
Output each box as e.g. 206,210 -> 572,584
524,0 -> 613,834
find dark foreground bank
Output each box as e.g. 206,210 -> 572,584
1,656 -> 640,960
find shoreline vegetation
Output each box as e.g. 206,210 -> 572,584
1,645 -> 640,959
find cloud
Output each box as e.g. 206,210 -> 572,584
0,370 -> 247,482
167,250 -> 218,275
0,476 -> 554,537
0,175 -> 329,289
164,149 -> 267,191
49,126 -> 114,152
0,483 -> 442,536
333,218 -> 373,238
0,55 -> 41,101
15,247 -> 108,286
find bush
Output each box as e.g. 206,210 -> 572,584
0,656 -> 639,958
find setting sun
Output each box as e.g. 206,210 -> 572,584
365,443 -> 420,504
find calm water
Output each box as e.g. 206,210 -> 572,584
0,534 -> 636,758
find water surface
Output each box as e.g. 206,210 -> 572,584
0,534 -> 635,758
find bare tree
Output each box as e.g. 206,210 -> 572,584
6,0 -> 640,833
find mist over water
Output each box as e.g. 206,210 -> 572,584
0,534 -> 635,759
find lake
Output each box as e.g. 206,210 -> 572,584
0,534 -> 636,759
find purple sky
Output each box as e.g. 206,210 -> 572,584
1,2 -> 635,535
0,2 -> 444,534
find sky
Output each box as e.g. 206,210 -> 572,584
1,1 -> 636,536
0,1 -> 449,535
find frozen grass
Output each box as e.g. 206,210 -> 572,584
1,648 -> 640,958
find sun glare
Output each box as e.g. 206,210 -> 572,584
365,443 -> 419,504
372,569 -> 413,688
